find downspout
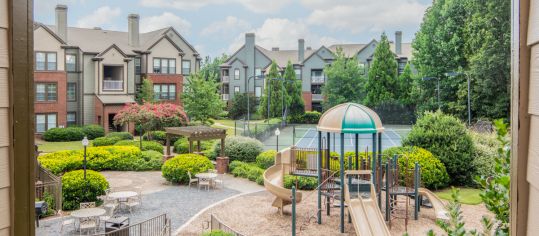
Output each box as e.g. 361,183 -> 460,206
81,51 -> 84,125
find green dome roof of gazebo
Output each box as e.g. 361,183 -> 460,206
317,103 -> 384,134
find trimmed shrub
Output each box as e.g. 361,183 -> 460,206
106,132 -> 133,141
284,175 -> 317,190
213,136 -> 263,162
141,150 -> 164,170
202,230 -> 235,236
114,140 -> 163,152
403,111 -> 475,185
161,154 -> 214,184
92,136 -> 121,147
470,131 -> 499,179
38,146 -> 160,174
42,127 -> 85,141
290,111 -> 321,124
229,160 -> 264,185
82,125 -> 105,139
62,170 -> 109,210
383,146 -> 450,189
142,131 -> 179,145
256,150 -> 277,169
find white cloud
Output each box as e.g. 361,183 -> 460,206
227,18 -> 348,53
139,0 -> 291,13
140,12 -> 191,35
200,16 -> 250,36
76,6 -> 121,28
301,0 -> 428,34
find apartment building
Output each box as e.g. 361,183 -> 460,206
220,32 -> 411,111
33,5 -> 200,134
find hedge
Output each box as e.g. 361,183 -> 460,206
256,150 -> 277,169
38,146 -> 162,174
114,140 -> 163,152
403,111 -> 475,185
212,136 -> 263,162
92,136 -> 121,147
42,125 -> 105,142
229,160 -> 265,185
470,131 -> 500,179
106,132 -> 133,141
161,154 -> 214,184
284,175 -> 317,190
143,131 -> 180,145
62,170 -> 109,210
289,111 -> 321,124
383,146 -> 450,189
202,230 -> 235,236
142,150 -> 165,170
82,125 -> 105,139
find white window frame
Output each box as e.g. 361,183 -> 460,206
234,68 -> 240,80
255,86 -> 262,97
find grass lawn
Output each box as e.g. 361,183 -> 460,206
435,188 -> 483,205
212,118 -> 282,136
36,140 -> 92,153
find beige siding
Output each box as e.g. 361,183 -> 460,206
99,47 -> 128,95
0,0 -> 9,233
528,1 -> 539,235
148,38 -> 182,74
530,46 -> 539,115
34,27 -> 65,71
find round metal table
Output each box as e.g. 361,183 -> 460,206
108,191 -> 138,199
195,173 -> 218,179
70,208 -> 106,218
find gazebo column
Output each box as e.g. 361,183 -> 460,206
355,133 -> 359,170
339,132 -> 345,233
317,131 -> 322,224
377,132 -> 383,207
216,138 -> 229,174
372,133 -> 377,187
326,132 -> 331,216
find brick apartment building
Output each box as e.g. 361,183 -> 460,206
33,5 -> 200,134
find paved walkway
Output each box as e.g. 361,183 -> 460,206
36,171 -> 263,235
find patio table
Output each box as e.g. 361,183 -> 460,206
70,208 -> 106,219
195,173 -> 218,179
108,191 -> 138,199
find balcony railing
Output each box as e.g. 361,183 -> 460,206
222,76 -> 230,83
222,94 -> 230,101
103,80 -> 123,90
311,76 -> 325,83
312,94 -> 323,101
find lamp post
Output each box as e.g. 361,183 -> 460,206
446,71 -> 471,126
275,128 -> 280,152
422,76 -> 441,109
81,136 -> 89,180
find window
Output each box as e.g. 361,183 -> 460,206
103,65 -> 123,90
35,52 -> 57,71
182,60 -> 191,75
153,58 -> 176,74
67,112 -> 76,126
311,70 -> 324,83
398,61 -> 407,75
234,86 -> 240,94
35,83 -> 57,102
36,113 -> 57,133
67,83 -> 76,101
255,86 -> 262,97
255,68 -> 262,77
65,54 -> 76,72
153,84 -> 176,100
134,57 -> 141,75
358,63 -> 365,75
311,84 -> 323,94
234,68 -> 240,80
295,68 -> 301,79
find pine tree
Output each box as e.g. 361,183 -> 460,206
365,33 -> 398,107
136,77 -> 154,104
283,61 -> 304,117
397,63 -> 415,105
258,61 -> 285,119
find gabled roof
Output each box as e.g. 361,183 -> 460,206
96,44 -> 128,58
303,45 -> 332,63
328,43 -> 367,57
34,23 -> 67,45
147,34 -> 184,54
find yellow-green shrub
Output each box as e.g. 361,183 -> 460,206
62,170 -> 109,210
161,154 -> 214,184
256,150 -> 277,169
114,140 -> 163,152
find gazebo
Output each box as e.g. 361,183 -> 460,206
165,126 -> 228,173
316,103 -> 385,233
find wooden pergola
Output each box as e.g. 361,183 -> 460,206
164,126 -> 227,157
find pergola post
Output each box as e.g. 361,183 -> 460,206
197,140 -> 201,153
220,138 -> 225,157
188,140 -> 193,153
165,133 -> 171,157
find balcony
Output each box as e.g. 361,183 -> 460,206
311,76 -> 325,84
312,93 -> 323,101
222,94 -> 230,101
222,76 -> 230,83
103,80 -> 123,91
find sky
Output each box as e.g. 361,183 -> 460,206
34,0 -> 432,58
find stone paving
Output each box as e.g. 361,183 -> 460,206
36,171 -> 263,235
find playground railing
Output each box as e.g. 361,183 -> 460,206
207,213 -> 245,236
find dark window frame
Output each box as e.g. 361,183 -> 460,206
182,60 -> 191,75
67,112 -> 77,126
65,53 -> 77,72
35,82 -> 57,102
153,83 -> 177,101
135,57 -> 142,75
35,113 -> 58,133
67,82 -> 77,101
35,51 -> 57,71
102,64 -> 124,91
153,58 -> 177,74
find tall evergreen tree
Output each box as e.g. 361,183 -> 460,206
364,33 -> 398,107
136,78 -> 154,104
397,63 -> 415,105
283,61 -> 304,117
258,61 -> 285,119
321,48 -> 366,110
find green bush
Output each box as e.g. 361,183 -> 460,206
161,154 -> 214,184
92,136 -> 121,147
403,111 -> 475,185
38,146 -> 161,174
229,160 -> 264,185
290,111 -> 321,124
142,150 -> 164,169
470,131 -> 499,179
256,150 -> 277,169
142,131 -> 179,145
284,175 -> 317,190
213,136 -> 263,162
114,140 -> 163,152
383,146 -> 450,189
61,170 -> 109,210
82,125 -> 105,139
106,132 -> 133,140
42,127 -> 85,141
173,138 -> 215,156
202,230 -> 235,236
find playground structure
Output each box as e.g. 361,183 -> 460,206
263,103 -> 448,235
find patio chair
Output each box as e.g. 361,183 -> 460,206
58,210 -> 75,235
80,202 -> 96,209
79,217 -> 98,235
188,171 -> 198,188
198,177 -> 211,191
213,174 -> 224,188
125,195 -> 141,213
99,205 -> 115,227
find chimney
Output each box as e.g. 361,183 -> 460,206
306,46 -> 312,50
298,39 -> 305,62
55,5 -> 68,42
128,14 -> 140,47
245,33 -> 255,50
395,31 -> 402,55
272,47 -> 279,51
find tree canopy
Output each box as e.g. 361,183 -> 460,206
283,61 -> 304,117
135,78 -> 154,104
258,61 -> 285,119
199,54 -> 228,82
364,33 -> 399,107
181,73 -> 224,124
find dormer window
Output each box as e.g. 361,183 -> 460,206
153,58 -> 176,74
